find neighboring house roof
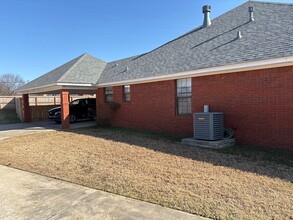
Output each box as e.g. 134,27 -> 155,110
17,1 -> 293,94
17,53 -> 107,93
97,1 -> 293,85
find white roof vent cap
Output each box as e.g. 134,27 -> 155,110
237,31 -> 243,40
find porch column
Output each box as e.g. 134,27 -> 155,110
96,88 -> 99,125
60,90 -> 70,129
22,94 -> 31,123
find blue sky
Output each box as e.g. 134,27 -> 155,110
0,0 -> 292,82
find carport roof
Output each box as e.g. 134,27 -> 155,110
17,53 -> 107,94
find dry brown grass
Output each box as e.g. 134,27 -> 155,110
0,128 -> 292,219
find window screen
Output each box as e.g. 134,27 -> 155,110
123,85 -> 130,102
104,87 -> 113,102
176,78 -> 192,115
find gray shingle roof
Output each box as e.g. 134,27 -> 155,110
18,53 -> 107,91
18,1 -> 293,93
98,1 -> 293,84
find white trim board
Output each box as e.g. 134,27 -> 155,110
16,83 -> 96,95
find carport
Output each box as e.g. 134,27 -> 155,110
16,54 -> 107,129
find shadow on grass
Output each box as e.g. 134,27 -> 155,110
69,126 -> 293,183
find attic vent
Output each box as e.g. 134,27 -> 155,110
249,6 -> 254,22
202,5 -> 211,27
236,31 -> 242,40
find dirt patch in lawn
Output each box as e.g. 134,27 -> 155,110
0,128 -> 292,219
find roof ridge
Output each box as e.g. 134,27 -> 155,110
58,53 -> 108,86
109,54 -> 142,63
17,54 -> 84,90
58,53 -> 88,83
127,1 -> 250,60
248,0 -> 293,6
138,26 -> 203,59
85,53 -> 108,63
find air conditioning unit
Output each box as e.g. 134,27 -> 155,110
194,112 -> 224,141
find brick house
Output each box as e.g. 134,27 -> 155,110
17,1 -> 293,149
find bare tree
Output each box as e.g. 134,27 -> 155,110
0,73 -> 25,96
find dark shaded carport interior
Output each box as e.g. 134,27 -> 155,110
21,87 -> 97,129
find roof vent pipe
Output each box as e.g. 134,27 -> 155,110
202,5 -> 211,27
249,6 -> 254,21
237,31 -> 242,40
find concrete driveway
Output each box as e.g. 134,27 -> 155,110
0,121 -> 96,140
0,165 -> 206,220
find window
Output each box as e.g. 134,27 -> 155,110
104,87 -> 113,102
123,85 -> 130,102
176,78 -> 192,115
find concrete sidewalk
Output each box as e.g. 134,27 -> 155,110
0,121 -> 96,140
0,165 -> 207,220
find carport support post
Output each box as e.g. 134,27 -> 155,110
60,90 -> 70,129
22,94 -> 31,123
95,88 -> 99,125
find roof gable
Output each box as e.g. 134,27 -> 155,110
58,54 -> 107,84
18,53 -> 106,92
18,54 -> 82,91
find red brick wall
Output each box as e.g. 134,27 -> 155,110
97,81 -> 193,136
96,66 -> 293,150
